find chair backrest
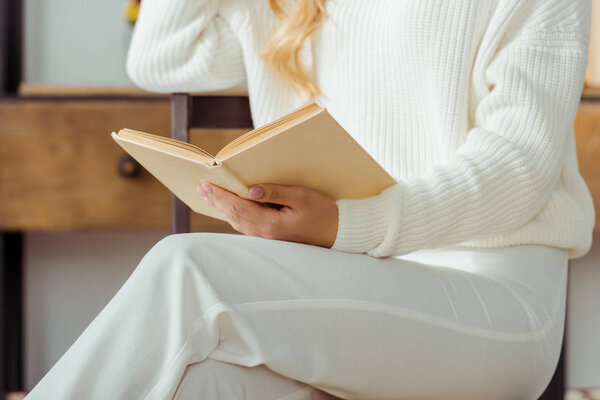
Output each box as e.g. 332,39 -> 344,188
170,92 -> 253,234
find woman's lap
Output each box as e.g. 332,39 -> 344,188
24,231 -> 568,400
147,232 -> 568,400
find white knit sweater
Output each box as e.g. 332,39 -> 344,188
126,0 -> 595,259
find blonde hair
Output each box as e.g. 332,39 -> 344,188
261,0 -> 329,101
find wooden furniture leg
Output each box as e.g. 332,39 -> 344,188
0,233 -> 24,394
538,263 -> 569,400
170,93 -> 191,234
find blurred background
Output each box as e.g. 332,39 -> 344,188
0,0 -> 599,399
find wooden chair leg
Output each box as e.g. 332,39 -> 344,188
1,233 -> 24,396
537,343 -> 565,400
171,93 -> 191,234
538,263 -> 569,400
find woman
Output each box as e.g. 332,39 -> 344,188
25,0 -> 595,399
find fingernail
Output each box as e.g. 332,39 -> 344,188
249,186 -> 264,199
201,183 -> 212,194
196,185 -> 207,196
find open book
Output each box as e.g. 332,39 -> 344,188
111,100 -> 397,222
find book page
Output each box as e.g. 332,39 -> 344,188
117,128 -> 215,163
220,108 -> 397,201
112,132 -> 250,221
215,101 -> 323,160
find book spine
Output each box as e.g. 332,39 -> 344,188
211,160 -> 250,198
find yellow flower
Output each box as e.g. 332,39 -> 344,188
124,1 -> 140,25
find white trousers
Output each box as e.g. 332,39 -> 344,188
25,232 -> 568,400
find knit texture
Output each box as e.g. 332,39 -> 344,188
126,0 -> 595,259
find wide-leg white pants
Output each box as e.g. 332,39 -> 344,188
25,232 -> 568,400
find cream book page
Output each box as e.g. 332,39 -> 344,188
220,108 -> 397,200
111,132 -> 248,222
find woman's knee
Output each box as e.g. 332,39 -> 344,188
134,233 -> 215,281
153,232 -> 206,254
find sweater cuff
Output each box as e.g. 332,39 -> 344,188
330,184 -> 400,254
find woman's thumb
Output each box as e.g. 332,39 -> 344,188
249,184 -> 292,205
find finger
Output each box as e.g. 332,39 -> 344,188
201,183 -> 279,230
248,183 -> 309,208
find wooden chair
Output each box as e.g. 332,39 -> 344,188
539,291 -> 569,400
170,92 -> 568,400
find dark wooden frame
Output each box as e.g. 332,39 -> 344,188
0,233 -> 23,394
0,0 -> 21,95
1,0 -> 23,396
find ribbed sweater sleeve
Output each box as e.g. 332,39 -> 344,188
331,2 -> 591,257
126,0 -> 246,92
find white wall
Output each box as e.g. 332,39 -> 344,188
24,231 -> 168,389
24,0 -> 134,86
23,231 -> 600,390
567,235 -> 600,389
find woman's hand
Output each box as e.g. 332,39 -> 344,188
196,182 -> 339,248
